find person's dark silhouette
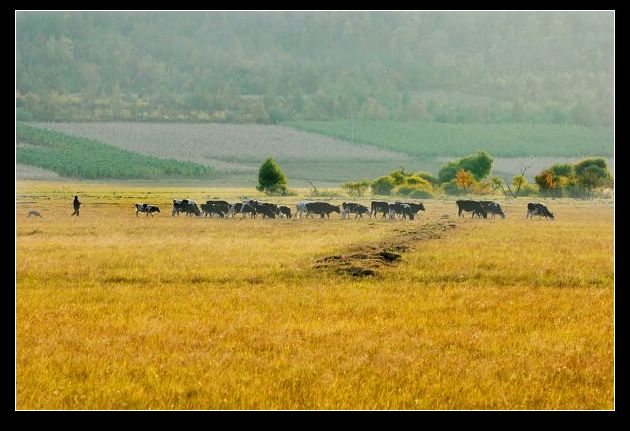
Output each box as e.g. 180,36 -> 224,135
71,195 -> 81,216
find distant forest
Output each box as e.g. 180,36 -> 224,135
16,11 -> 613,125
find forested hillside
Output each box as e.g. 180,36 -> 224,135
16,11 -> 613,125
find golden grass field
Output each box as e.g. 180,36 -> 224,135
16,180 -> 614,410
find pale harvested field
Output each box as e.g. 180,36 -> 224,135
28,122 -> 407,171
16,181 -> 614,410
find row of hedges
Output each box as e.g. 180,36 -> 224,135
342,151 -> 613,199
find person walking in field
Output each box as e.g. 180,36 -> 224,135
71,195 -> 81,216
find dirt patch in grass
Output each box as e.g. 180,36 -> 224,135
314,220 -> 459,277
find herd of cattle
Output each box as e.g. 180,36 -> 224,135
133,200 -> 555,220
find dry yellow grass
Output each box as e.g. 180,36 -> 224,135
16,181 -> 614,410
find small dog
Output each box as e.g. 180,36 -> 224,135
27,210 -> 42,218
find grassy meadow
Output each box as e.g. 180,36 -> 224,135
16,181 -> 614,409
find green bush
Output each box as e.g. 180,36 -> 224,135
438,150 -> 494,183
549,163 -> 575,177
442,179 -> 466,196
413,171 -> 438,185
458,151 -> 493,180
371,176 -> 395,195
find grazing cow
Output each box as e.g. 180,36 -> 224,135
402,202 -> 426,218
370,201 -> 390,219
341,202 -> 369,219
172,199 -> 201,217
227,202 -> 243,217
479,201 -> 506,219
456,200 -> 487,219
257,204 -> 278,219
527,202 -> 554,220
201,202 -> 228,218
204,200 -> 230,217
296,200 -> 314,218
278,205 -> 292,219
388,202 -> 413,220
305,202 -> 340,219
241,200 -> 259,219
27,210 -> 42,218
135,203 -> 160,217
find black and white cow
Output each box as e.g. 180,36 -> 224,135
172,199 -> 201,217
370,201 -> 390,219
135,203 -> 160,217
527,202 -> 554,220
241,200 -> 260,219
388,202 -> 413,219
227,202 -> 243,217
402,202 -> 426,218
341,202 -> 370,219
456,200 -> 487,219
479,201 -> 506,219
305,202 -> 340,219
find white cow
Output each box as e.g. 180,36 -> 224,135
296,200 -> 314,219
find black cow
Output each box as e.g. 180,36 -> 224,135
527,202 -> 554,220
341,202 -> 370,219
403,202 -> 426,216
172,199 -> 201,216
257,204 -> 278,219
305,202 -> 340,219
370,201 -> 390,219
135,203 -> 160,217
279,205 -> 292,218
479,201 -> 505,219
456,200 -> 487,219
201,202 -> 228,218
388,202 -> 413,220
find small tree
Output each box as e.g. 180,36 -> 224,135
455,169 -> 475,192
438,151 -> 494,183
459,151 -> 493,180
257,157 -> 288,195
342,179 -> 371,197
534,169 -> 560,197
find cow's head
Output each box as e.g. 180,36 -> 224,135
153,207 -> 160,213
333,205 -> 340,214
418,203 -> 426,211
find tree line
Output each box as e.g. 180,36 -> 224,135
16,11 -> 612,125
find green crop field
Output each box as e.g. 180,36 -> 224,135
16,123 -> 215,180
284,121 -> 614,158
